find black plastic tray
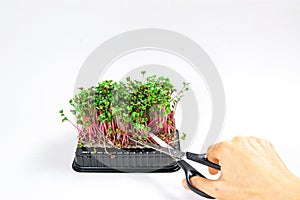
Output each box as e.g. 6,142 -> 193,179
72,132 -> 180,173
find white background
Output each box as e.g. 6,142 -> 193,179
0,1 -> 300,200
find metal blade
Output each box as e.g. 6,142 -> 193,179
128,135 -> 185,159
148,132 -> 186,159
148,132 -> 174,149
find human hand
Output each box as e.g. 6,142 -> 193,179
182,136 -> 300,200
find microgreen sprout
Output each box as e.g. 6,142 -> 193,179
60,71 -> 189,152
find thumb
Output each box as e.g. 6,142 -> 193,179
182,176 -> 220,198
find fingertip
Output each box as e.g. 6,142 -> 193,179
190,176 -> 203,186
207,155 -> 220,175
189,176 -> 219,198
182,179 -> 190,190
208,168 -> 219,175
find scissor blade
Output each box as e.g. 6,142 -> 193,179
149,142 -> 186,159
148,132 -> 186,159
128,133 -> 186,158
148,132 -> 174,149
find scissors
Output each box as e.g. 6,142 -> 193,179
148,132 -> 221,199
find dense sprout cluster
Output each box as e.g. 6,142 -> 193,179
60,71 -> 189,150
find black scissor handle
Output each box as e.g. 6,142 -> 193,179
186,152 -> 221,171
177,160 -> 215,199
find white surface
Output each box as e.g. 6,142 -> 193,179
1,1 -> 300,200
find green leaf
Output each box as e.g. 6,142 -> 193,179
131,112 -> 138,119
166,107 -> 171,114
62,117 -> 68,122
180,132 -> 187,140
158,123 -> 163,129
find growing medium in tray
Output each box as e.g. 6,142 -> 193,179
60,71 -> 189,154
